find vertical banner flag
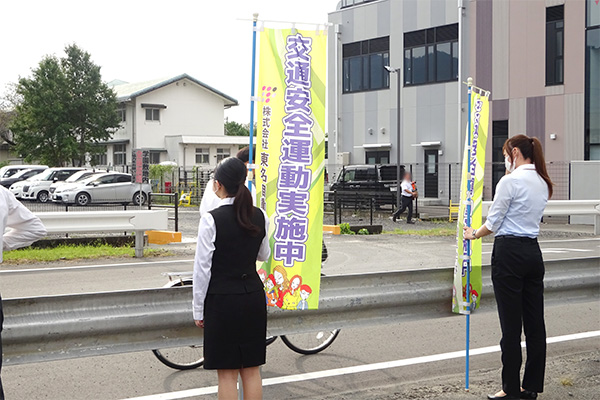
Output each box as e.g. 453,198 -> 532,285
452,92 -> 490,314
255,27 -> 327,311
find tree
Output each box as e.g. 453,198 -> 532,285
224,120 -> 257,136
9,44 -> 120,166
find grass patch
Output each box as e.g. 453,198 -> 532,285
3,244 -> 172,264
383,227 -> 456,236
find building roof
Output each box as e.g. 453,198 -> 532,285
167,135 -> 253,145
110,74 -> 238,108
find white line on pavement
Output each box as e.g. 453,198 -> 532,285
121,330 -> 600,400
0,259 -> 194,274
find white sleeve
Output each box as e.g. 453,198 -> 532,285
199,179 -> 219,217
192,213 -> 216,321
256,208 -> 271,262
3,189 -> 47,252
484,176 -> 514,232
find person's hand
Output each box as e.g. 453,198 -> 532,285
195,320 -> 204,328
463,226 -> 476,240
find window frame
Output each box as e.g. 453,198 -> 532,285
113,144 -> 127,165
216,148 -> 230,163
403,24 -> 459,87
145,108 -> 160,122
546,5 -> 565,86
195,148 -> 210,164
342,36 -> 390,94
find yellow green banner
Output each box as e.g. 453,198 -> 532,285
452,92 -> 490,314
255,28 -> 327,311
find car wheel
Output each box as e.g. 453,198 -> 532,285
37,191 -> 50,203
75,192 -> 91,206
132,191 -> 147,206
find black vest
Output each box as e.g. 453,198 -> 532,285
207,205 -> 266,294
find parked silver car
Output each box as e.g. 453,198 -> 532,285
50,170 -> 102,201
54,172 -> 151,206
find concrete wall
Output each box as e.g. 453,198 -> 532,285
570,161 -> 600,225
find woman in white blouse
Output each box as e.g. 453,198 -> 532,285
192,157 -> 270,400
464,134 -> 553,400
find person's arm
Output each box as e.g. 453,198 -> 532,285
3,191 -> 47,251
192,213 -> 216,326
257,209 -> 271,262
199,179 -> 217,217
463,176 -> 513,240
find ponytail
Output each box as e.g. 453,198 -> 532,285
503,134 -> 554,198
214,157 -> 260,236
233,183 -> 260,236
530,137 -> 554,198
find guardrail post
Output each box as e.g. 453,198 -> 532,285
134,230 -> 144,258
174,192 -> 179,232
595,214 -> 600,235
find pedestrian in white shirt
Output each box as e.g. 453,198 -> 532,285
463,134 -> 553,400
0,185 -> 47,400
200,146 -> 256,217
392,172 -> 415,224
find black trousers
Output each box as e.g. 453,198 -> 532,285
393,196 -> 413,222
1,295 -> 4,400
491,236 -> 546,396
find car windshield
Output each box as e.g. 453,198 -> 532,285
1,169 -> 20,178
9,169 -> 34,179
65,170 -> 96,182
26,172 -> 46,181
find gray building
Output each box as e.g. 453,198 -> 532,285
327,0 -> 599,202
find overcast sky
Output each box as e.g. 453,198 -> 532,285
1,0 -> 339,123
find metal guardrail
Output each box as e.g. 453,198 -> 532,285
483,200 -> 600,234
2,257 -> 598,366
35,210 -> 169,257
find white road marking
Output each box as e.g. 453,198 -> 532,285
0,259 -> 194,274
121,330 -> 600,400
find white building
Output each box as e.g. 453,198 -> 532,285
102,73 -> 247,170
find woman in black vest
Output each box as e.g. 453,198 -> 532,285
193,157 -> 270,399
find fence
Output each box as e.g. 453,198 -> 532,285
2,257 -> 597,366
328,161 -> 573,205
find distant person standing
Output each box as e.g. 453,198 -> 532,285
392,172 -> 415,224
464,134 -> 553,400
0,186 -> 47,400
200,146 -> 256,217
193,157 -> 270,399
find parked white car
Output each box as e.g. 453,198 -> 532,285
21,168 -> 84,202
50,170 -> 103,201
0,164 -> 48,182
9,172 -> 45,199
54,172 -> 151,206
1,166 -> 48,188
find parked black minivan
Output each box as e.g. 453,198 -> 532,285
329,164 -> 405,207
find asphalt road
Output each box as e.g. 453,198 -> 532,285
2,298 -> 598,400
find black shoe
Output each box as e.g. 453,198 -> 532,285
407,221 -> 415,224
487,395 -> 518,400
520,390 -> 537,399
392,215 -> 397,222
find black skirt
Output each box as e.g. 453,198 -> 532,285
203,290 -> 267,370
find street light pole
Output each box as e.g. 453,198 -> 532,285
385,65 -> 402,209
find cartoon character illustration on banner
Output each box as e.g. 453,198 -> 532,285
265,274 -> 277,306
297,284 -> 312,310
273,265 -> 290,308
283,275 -> 302,309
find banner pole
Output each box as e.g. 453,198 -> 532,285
465,76 -> 473,391
248,13 -> 259,192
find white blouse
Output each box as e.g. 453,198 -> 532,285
1,186 -> 47,263
192,197 -> 270,320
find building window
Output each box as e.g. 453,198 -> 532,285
404,24 -> 459,86
145,108 -> 160,121
365,150 -> 389,164
149,151 -> 161,164
546,5 -> 564,86
585,14 -> 600,159
492,120 -> 509,196
113,144 -> 126,165
196,148 -> 209,164
117,105 -> 126,122
216,148 -> 230,163
342,36 -> 390,93
92,147 -> 107,166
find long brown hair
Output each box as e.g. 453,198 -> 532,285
213,157 -> 260,236
503,134 -> 554,198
